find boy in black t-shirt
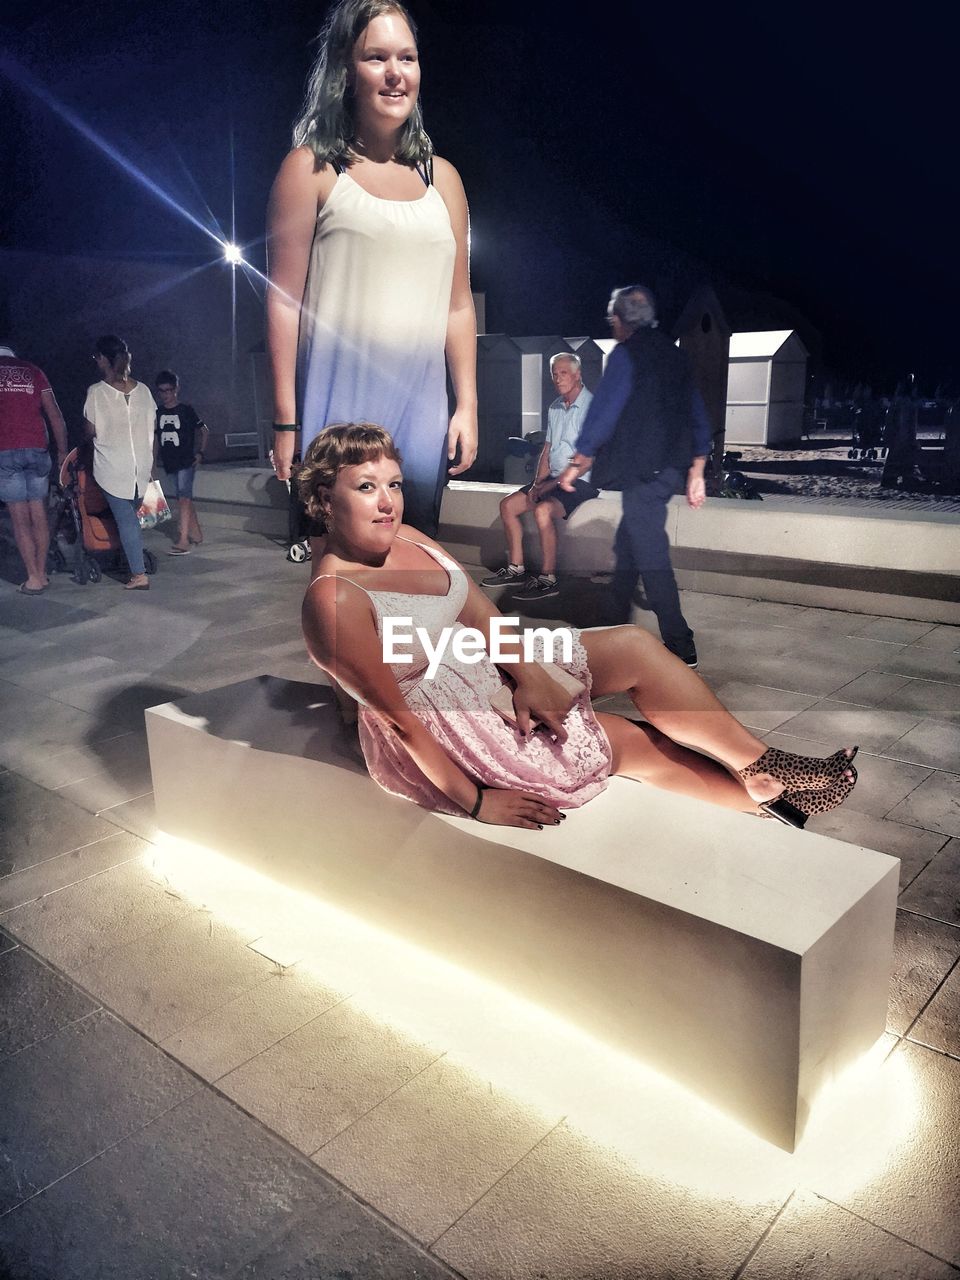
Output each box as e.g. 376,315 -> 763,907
154,370 -> 209,554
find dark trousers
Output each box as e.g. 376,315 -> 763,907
603,468 -> 692,647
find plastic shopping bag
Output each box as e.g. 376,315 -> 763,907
137,480 -> 172,529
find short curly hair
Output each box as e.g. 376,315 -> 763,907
297,423 -> 403,526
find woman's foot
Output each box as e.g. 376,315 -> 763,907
124,573 -> 150,590
739,745 -> 857,795
760,769 -> 858,828
168,544 -> 190,555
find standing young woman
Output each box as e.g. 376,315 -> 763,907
83,335 -> 156,590
267,0 -> 478,538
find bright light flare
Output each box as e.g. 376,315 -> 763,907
148,834 -> 920,1205
223,242 -> 244,266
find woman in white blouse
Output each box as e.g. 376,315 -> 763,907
83,335 -> 156,589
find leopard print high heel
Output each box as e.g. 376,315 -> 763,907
739,745 -> 858,795
759,767 -> 858,828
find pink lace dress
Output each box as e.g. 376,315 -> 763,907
313,538 -> 613,816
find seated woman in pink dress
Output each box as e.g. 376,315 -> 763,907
300,424 -> 857,830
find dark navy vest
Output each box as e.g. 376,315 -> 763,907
592,328 -> 694,490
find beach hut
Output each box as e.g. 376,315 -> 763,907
724,330 -> 809,445
474,334 -> 525,481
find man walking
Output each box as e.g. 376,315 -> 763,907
0,343 -> 68,594
558,285 -> 709,667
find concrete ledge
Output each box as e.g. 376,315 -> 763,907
439,483 -> 960,622
187,468 -> 960,619
146,675 -> 899,1151
192,466 -> 288,537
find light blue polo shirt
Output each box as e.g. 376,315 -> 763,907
546,386 -> 593,481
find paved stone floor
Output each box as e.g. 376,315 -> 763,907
1,517 -> 959,1279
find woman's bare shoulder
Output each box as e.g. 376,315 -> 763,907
271,147 -> 339,203
397,523 -> 440,550
430,156 -> 468,234
304,565 -> 369,607
430,155 -> 460,182
397,525 -> 465,565
302,569 -> 375,660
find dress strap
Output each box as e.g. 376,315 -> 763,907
307,538 -> 458,590
305,572 -> 374,601
394,533 -> 458,576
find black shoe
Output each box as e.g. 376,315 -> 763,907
513,575 -> 560,601
480,566 -> 529,588
667,640 -> 699,669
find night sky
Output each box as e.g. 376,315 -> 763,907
2,0 -> 956,389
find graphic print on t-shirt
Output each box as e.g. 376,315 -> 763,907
0,357 -> 51,449
155,402 -> 203,473
0,364 -> 37,395
157,413 -> 181,449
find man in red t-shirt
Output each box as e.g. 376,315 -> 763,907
0,344 -> 68,593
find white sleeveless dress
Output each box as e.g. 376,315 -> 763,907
298,172 -> 456,532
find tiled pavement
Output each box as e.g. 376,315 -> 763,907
1,518 -> 959,1278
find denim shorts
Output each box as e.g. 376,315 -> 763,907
168,465 -> 195,499
0,447 -> 52,504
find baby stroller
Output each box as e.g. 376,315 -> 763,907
50,444 -> 157,585
286,479 -> 312,563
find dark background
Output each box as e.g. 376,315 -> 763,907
2,0 -> 956,390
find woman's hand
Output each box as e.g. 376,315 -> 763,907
447,404 -> 478,476
272,432 -> 297,482
510,665 -> 578,742
475,787 -> 563,829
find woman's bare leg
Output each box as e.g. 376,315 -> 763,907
500,490 -> 534,567
581,626 -> 852,804
582,626 -> 766,766
173,498 -> 191,551
596,713 -> 771,813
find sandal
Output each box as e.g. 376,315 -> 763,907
760,767 -> 858,828
739,745 -> 858,795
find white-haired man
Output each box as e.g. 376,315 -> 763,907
481,352 -> 596,601
559,285 -> 709,667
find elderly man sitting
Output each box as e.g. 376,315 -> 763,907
481,352 -> 598,602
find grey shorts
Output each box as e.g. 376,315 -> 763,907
0,448 -> 51,504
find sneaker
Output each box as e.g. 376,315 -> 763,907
667,640 -> 699,669
480,565 -> 528,588
513,575 -> 560,601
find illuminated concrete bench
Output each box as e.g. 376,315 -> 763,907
439,481 -> 960,624
145,674 -> 899,1151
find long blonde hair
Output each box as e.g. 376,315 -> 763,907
292,0 -> 432,172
